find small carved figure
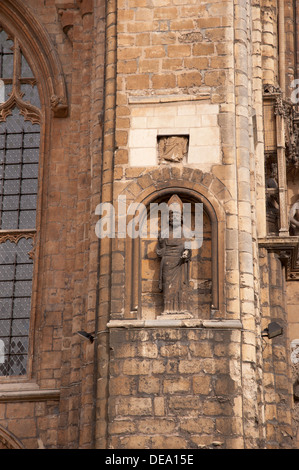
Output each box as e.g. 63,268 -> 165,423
50,94 -> 68,118
158,136 -> 188,163
156,195 -> 191,314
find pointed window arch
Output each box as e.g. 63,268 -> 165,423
0,2 -> 68,377
0,25 -> 41,376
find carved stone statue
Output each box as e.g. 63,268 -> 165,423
156,195 -> 191,315
266,163 -> 280,233
289,200 -> 299,236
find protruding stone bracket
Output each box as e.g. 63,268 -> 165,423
50,94 -> 68,118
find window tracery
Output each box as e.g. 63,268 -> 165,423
0,25 -> 41,376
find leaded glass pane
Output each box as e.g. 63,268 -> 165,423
4,83 -> 12,102
4,149 -> 22,164
23,148 -> 39,163
0,30 -> 14,80
20,83 -> 40,108
0,107 -> 40,230
21,53 -> 33,78
0,238 -> 33,376
0,80 -> 10,104
1,211 -> 18,229
2,54 -> 13,79
0,80 -> 4,104
19,210 -> 36,228
0,29 -> 13,53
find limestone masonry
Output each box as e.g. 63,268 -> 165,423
0,0 -> 299,449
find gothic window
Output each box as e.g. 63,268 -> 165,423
0,26 -> 41,376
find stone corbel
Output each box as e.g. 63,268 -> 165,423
50,94 -> 68,118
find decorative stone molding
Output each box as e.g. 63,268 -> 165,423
0,33 -> 42,124
263,84 -> 282,95
263,83 -> 299,173
0,230 -> 36,245
0,381 -> 60,403
0,389 -> 60,402
107,319 -> 243,329
0,230 -> 36,261
259,236 -> 299,280
0,425 -> 24,449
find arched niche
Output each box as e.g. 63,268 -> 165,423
124,186 -> 225,320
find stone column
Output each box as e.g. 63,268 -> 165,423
95,0 -> 117,449
234,0 -> 261,448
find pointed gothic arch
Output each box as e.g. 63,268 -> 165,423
0,1 -> 68,377
0,0 -> 68,117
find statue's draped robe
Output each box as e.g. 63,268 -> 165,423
157,235 -> 191,313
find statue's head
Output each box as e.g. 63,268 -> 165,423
167,194 -> 183,229
169,210 -> 182,228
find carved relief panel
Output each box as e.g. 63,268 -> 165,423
158,136 -> 189,164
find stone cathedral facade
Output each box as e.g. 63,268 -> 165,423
0,0 -> 299,450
